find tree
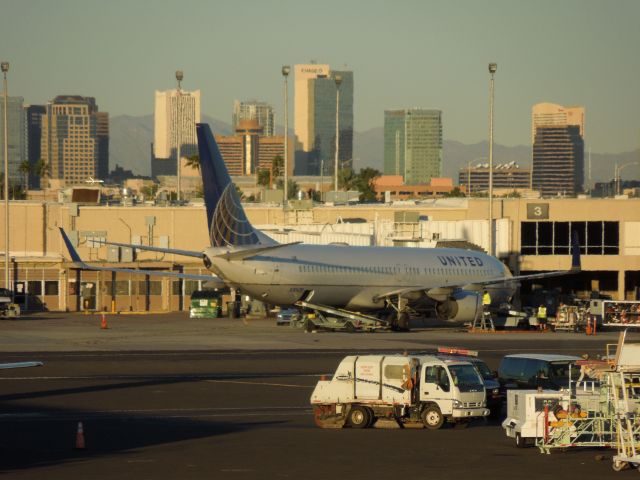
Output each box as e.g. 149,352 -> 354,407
443,187 -> 466,198
35,159 -> 51,192
354,167 -> 381,202
271,155 -> 283,178
18,160 -> 31,191
185,154 -> 200,172
338,168 -> 357,191
257,168 -> 271,187
276,178 -> 299,199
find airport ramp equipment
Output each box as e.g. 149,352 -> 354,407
532,331 -> 640,472
294,298 -> 389,332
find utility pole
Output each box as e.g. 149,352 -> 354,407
488,62 -> 497,256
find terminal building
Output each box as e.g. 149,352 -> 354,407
0,197 -> 638,312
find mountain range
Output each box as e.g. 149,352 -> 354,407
110,115 -> 638,184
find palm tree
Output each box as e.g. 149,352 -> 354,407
185,154 -> 200,172
18,160 -> 31,192
35,159 -> 51,198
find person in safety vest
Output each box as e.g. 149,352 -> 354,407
482,290 -> 491,310
537,304 -> 548,330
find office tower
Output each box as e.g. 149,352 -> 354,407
215,119 -> 292,177
383,109 -> 442,185
25,104 -> 46,189
40,95 -> 109,186
293,64 -> 353,175
459,162 -> 532,194
233,100 -> 274,137
531,103 -> 585,197
532,103 -> 584,141
532,125 -> 584,197
0,95 -> 26,188
152,88 -> 201,177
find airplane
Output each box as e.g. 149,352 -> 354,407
85,177 -> 104,185
59,123 -> 581,329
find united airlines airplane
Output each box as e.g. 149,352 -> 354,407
60,124 -> 580,329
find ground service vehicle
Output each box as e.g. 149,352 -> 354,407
434,347 -> 503,416
189,290 -> 222,318
0,289 -> 20,318
498,354 -> 580,391
502,390 -> 567,447
310,354 -> 489,429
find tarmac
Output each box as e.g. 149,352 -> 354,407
0,311 -> 622,354
0,312 -> 636,479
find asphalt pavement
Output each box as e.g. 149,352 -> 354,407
0,312 -> 636,479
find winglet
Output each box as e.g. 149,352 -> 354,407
571,230 -> 581,271
59,227 -> 84,264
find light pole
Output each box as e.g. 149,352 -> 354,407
334,74 -> 342,192
616,161 -> 640,196
175,70 -> 183,203
488,62 -> 497,256
281,65 -> 290,208
2,61 -> 9,293
466,158 -> 487,196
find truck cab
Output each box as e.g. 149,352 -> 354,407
311,354 -> 489,429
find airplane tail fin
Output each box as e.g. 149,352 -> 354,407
196,123 -> 273,247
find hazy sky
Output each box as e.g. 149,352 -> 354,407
2,0 -> 639,153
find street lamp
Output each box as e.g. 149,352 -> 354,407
175,70 -> 183,203
487,62 -> 497,256
334,74 -> 343,192
281,65 -> 290,208
615,161 -> 640,196
2,61 -> 9,294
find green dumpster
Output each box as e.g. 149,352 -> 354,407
189,290 -> 222,318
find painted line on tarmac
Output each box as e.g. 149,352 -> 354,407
0,373 -> 328,381
206,379 -> 314,388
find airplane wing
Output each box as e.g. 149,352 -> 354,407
96,240 -> 204,259
0,361 -> 43,369
59,228 -> 224,284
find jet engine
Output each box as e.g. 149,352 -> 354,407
435,290 -> 481,323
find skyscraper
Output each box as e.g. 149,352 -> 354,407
531,103 -> 585,197
233,100 -> 274,137
152,89 -> 201,177
25,104 -> 46,189
383,109 -> 442,185
293,64 -> 353,175
215,119 -> 292,177
532,126 -> 584,197
0,95 -> 26,188
532,103 -> 584,141
40,96 -> 108,186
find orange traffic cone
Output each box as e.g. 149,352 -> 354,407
100,314 -> 108,330
75,421 -> 85,449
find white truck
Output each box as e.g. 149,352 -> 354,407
310,354 -> 489,429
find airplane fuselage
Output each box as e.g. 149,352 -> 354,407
205,244 -> 515,313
